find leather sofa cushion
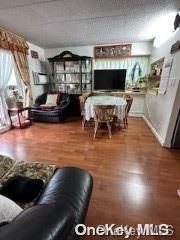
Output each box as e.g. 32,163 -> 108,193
39,104 -> 56,110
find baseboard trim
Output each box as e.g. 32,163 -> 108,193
0,125 -> 10,134
142,115 -> 165,146
129,112 -> 143,117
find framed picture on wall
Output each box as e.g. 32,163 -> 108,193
94,44 -> 132,59
31,50 -> 39,59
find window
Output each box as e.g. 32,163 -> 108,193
0,49 -> 13,130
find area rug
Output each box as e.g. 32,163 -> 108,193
0,155 -> 56,208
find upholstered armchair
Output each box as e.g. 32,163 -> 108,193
30,92 -> 71,123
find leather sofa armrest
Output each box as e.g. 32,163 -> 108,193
54,101 -> 70,110
31,104 -> 40,109
0,204 -> 75,240
38,167 -> 93,240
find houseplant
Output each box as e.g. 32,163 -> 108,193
12,88 -> 23,109
138,75 -> 148,89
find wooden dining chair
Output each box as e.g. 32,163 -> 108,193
114,95 -> 133,129
123,95 -> 133,127
93,105 -> 115,139
79,93 -> 93,129
79,95 -> 87,129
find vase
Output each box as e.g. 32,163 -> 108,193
16,101 -> 23,109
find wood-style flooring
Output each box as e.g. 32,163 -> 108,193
0,117 -> 180,239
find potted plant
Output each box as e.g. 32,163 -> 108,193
138,75 -> 148,89
12,88 -> 23,109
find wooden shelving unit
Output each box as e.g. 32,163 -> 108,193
148,58 -> 164,95
48,51 -> 93,95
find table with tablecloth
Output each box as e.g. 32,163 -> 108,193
85,95 -> 127,121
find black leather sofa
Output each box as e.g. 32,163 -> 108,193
30,93 -> 71,123
0,167 -> 93,240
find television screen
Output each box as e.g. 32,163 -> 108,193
94,69 -> 126,91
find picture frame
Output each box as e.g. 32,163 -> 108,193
94,44 -> 132,59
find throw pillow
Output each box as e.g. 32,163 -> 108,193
39,104 -> 56,110
0,194 -> 22,224
45,94 -> 58,105
0,175 -> 44,203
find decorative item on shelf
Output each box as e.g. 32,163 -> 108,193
150,58 -> 164,77
147,75 -> 161,95
94,44 -> 132,59
130,62 -> 142,85
138,75 -> 148,89
147,58 -> 164,95
131,87 -> 141,92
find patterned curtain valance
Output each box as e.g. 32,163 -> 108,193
0,27 -> 29,54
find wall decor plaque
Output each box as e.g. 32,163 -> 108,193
94,44 -> 132,59
31,50 -> 39,59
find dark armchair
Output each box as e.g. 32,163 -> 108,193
30,92 -> 71,123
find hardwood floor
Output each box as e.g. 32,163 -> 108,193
0,117 -> 180,239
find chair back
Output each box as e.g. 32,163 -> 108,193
93,105 -> 115,123
125,97 -> 133,116
79,96 -> 86,115
114,92 -> 123,98
82,92 -> 92,99
79,93 -> 92,115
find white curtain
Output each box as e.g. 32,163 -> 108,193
13,60 -> 24,99
0,49 -> 13,133
94,56 -> 150,85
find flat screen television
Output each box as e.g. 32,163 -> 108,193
94,69 -> 126,91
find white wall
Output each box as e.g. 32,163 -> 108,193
143,29 -> 180,147
44,42 -> 152,58
44,42 -> 151,118
27,42 -> 47,102
27,41 -> 152,101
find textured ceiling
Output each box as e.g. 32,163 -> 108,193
0,0 -> 179,48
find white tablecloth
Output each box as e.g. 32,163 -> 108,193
85,96 -> 127,121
